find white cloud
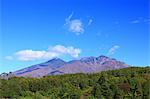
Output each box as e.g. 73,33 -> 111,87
107,45 -> 120,56
7,45 -> 81,61
68,19 -> 84,35
64,13 -> 94,35
49,45 -> 81,58
15,50 -> 47,61
64,12 -> 84,35
87,19 -> 93,26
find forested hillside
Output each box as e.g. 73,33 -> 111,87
0,67 -> 150,99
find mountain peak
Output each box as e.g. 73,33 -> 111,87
46,58 -> 65,63
80,56 -> 96,61
13,55 -> 129,77
98,55 -> 109,59
80,55 -> 110,64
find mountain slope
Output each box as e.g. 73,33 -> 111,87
13,55 -> 129,77
14,58 -> 66,77
48,56 -> 129,75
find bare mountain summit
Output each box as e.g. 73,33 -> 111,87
13,55 -> 129,77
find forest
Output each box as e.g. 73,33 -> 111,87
0,67 -> 150,99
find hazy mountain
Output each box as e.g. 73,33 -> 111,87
13,55 -> 129,77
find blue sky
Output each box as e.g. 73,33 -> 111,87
0,0 -> 149,73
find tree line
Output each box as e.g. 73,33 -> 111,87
0,67 -> 150,99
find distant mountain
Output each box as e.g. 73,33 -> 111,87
13,55 -> 129,77
14,58 -> 66,77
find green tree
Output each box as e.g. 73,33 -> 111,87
133,82 -> 143,98
111,84 -> 124,99
92,83 -> 104,99
142,80 -> 150,99
97,74 -> 113,98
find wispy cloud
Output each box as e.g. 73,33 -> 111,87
130,17 -> 150,24
107,45 -> 120,56
6,45 -> 81,61
130,20 -> 140,24
64,13 -> 84,35
65,12 -> 74,25
68,19 -> 84,35
64,12 -> 93,35
87,19 -> 93,26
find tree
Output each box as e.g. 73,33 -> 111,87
91,83 -> 104,99
97,74 -> 113,98
142,80 -> 150,99
133,82 -> 143,98
111,84 -> 124,99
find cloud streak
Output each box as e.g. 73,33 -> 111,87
107,45 -> 120,56
130,17 -> 150,24
6,45 -> 81,61
65,12 -> 74,25
87,19 -> 93,26
130,20 -> 140,24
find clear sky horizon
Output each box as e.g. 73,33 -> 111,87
0,0 -> 149,73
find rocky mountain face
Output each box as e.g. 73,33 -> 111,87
12,55 -> 129,77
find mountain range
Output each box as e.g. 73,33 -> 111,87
12,55 -> 129,77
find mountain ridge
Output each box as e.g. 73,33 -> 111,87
13,55 -> 129,77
